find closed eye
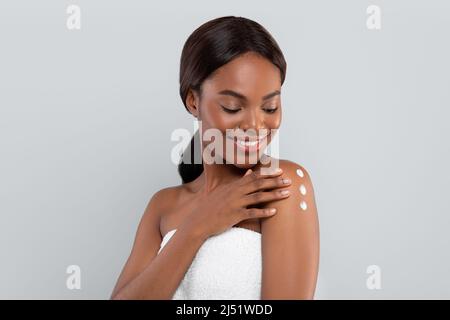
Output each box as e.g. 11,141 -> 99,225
264,107 -> 279,114
221,105 -> 279,114
221,105 -> 240,114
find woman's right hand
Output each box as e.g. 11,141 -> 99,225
180,167 -> 292,240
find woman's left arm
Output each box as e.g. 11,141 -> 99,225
260,160 -> 320,299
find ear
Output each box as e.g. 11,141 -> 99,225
185,88 -> 200,119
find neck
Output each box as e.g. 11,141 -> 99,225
197,162 -> 248,195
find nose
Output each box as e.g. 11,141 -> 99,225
239,109 -> 265,135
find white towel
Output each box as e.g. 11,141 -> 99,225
157,227 -> 262,300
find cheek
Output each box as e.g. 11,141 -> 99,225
270,109 -> 282,127
264,115 -> 281,134
268,117 -> 281,128
200,103 -> 230,130
216,117 -> 239,131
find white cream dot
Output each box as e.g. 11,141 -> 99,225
296,168 -> 304,178
300,201 -> 308,211
299,184 -> 307,195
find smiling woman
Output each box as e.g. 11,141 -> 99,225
182,51 -> 284,171
110,15 -> 319,300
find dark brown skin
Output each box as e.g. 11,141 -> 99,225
110,52 -> 319,299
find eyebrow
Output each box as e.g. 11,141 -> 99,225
218,89 -> 280,102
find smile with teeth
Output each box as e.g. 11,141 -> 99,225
226,134 -> 269,152
238,140 -> 258,147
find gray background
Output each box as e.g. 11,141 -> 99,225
0,0 -> 449,299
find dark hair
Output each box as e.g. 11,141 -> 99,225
177,16 -> 287,184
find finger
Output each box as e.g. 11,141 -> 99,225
239,167 -> 283,186
240,207 -> 278,220
241,188 -> 290,207
236,168 -> 256,186
242,174 -> 291,195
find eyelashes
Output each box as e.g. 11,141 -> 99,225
220,105 -> 279,114
221,106 -> 241,114
264,108 -> 279,114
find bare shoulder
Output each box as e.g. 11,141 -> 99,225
256,157 -> 314,189
140,186 -> 180,231
278,159 -> 314,191
259,157 -> 319,232
148,185 -> 180,211
259,158 -> 320,299
129,184 -> 182,250
280,158 -> 317,214
149,183 -> 196,236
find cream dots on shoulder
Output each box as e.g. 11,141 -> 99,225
296,167 -> 308,211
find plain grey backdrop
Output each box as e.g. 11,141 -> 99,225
0,0 -> 449,299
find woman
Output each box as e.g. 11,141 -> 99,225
110,16 -> 319,300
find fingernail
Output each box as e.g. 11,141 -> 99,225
270,167 -> 281,174
280,190 -> 290,195
282,178 -> 291,184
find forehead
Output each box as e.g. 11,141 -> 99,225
202,52 -> 281,98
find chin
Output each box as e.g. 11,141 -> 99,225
232,162 -> 259,170
225,151 -> 271,170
